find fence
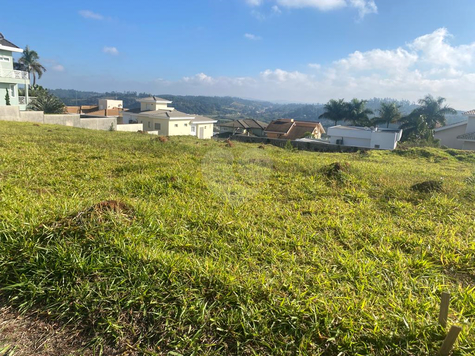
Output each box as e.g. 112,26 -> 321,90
230,135 -> 366,153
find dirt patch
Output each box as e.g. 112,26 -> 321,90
152,136 -> 168,143
411,180 -> 443,193
225,139 -> 234,148
0,306 -> 122,356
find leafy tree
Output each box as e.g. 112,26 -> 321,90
373,102 -> 402,128
345,98 -> 374,126
400,95 -> 456,141
5,89 -> 10,106
319,99 -> 347,126
28,89 -> 65,114
18,46 -> 46,86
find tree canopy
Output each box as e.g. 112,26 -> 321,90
18,46 -> 46,86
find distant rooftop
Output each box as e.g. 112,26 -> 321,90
137,96 -> 172,103
463,109 -> 475,116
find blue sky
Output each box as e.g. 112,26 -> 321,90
2,0 -> 475,108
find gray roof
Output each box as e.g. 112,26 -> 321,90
457,132 -> 475,141
463,109 -> 475,116
220,119 -> 268,130
138,96 -> 171,102
0,33 -> 20,49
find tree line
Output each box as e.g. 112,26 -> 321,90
319,96 -> 457,142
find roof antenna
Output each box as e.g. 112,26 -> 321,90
153,96 -> 157,101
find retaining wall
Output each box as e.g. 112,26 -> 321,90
44,114 -> 81,127
230,135 -> 364,153
79,118 -> 117,131
117,123 -> 143,132
0,106 -> 21,121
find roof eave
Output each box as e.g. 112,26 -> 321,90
0,44 -> 23,53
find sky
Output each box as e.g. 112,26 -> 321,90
2,0 -> 475,109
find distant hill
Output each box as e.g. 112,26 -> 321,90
49,89 -> 467,127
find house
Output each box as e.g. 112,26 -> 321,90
218,119 -> 268,137
433,110 -> 475,150
66,99 -> 123,118
327,125 -> 402,150
0,33 -> 30,110
264,119 -> 325,140
123,96 -> 217,139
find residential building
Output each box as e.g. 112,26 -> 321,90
433,110 -> 475,150
218,119 -> 268,137
66,99 -> 123,118
0,33 -> 29,110
264,118 -> 325,140
123,96 -> 217,139
327,125 -> 402,150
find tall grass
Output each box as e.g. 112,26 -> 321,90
0,122 -> 474,355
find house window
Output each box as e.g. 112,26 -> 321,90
10,85 -> 15,98
191,126 -> 196,133
148,122 -> 151,128
0,56 -> 10,62
204,126 -> 207,129
374,144 -> 380,149
174,124 -> 178,127
184,123 -> 188,127
155,123 -> 161,130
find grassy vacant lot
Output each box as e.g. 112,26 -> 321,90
0,121 -> 474,355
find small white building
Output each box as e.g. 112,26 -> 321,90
327,125 -> 403,150
98,99 -> 123,110
123,96 -> 217,139
433,110 -> 475,150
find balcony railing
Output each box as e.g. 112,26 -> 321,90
18,96 -> 36,105
0,69 -> 29,80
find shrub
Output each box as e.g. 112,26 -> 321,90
28,89 -> 65,114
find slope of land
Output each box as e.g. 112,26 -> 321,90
0,122 -> 474,355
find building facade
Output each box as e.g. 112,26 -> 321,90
123,97 -> 216,139
327,125 -> 403,150
0,33 -> 29,110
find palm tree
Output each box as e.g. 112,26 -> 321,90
373,102 -> 402,128
319,99 -> 347,126
18,46 -> 46,86
345,98 -> 374,126
28,90 -> 65,114
399,95 -> 456,141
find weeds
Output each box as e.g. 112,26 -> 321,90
0,121 -> 474,355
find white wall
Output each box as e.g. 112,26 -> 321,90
98,99 -> 123,110
434,124 -> 466,149
117,123 -> 143,132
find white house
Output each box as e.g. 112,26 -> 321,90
0,33 -> 30,110
123,96 -> 217,139
98,99 -> 123,110
327,125 -> 403,150
433,110 -> 475,150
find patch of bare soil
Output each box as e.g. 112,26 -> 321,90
0,306 -> 123,356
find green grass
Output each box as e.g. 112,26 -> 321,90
0,121 -> 474,355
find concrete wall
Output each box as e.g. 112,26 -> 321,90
0,105 -> 20,120
19,111 -> 44,123
168,119 -> 192,136
117,123 -> 143,132
44,114 -> 81,127
462,141 -> 475,150
79,117 -> 117,130
434,124 -> 466,149
231,135 -> 363,152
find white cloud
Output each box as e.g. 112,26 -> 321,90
308,63 -> 322,69
103,47 -> 119,55
52,64 -> 65,72
335,48 -> 418,73
245,0 -> 377,18
43,27 -> 475,110
244,33 -> 262,40
348,0 -> 377,18
276,0 -> 347,11
409,28 -> 475,67
78,10 -> 104,20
